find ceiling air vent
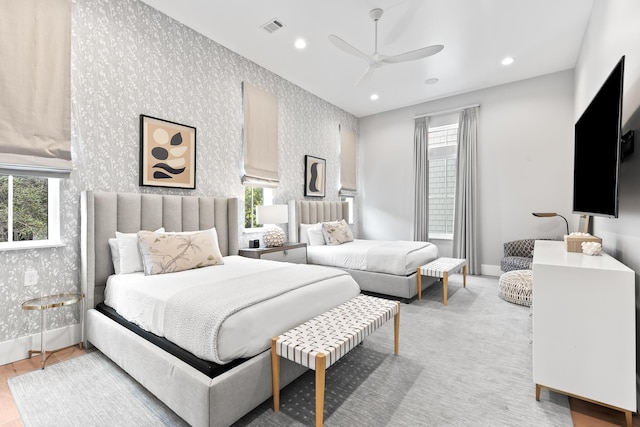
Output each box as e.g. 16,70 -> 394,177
261,18 -> 284,34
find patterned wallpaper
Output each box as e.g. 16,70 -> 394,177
0,0 -> 357,343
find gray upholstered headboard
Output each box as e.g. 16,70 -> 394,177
81,191 -> 239,313
287,200 -> 350,243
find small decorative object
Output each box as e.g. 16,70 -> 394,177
140,115 -> 196,189
263,228 -> 286,247
256,204 -> 288,247
582,241 -> 603,256
304,155 -> 326,197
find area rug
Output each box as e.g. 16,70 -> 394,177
10,275 -> 572,426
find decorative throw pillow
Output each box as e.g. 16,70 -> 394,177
109,228 -> 165,274
137,228 -> 224,275
307,225 -> 326,246
321,219 -> 354,245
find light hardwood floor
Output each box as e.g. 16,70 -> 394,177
0,347 -> 637,427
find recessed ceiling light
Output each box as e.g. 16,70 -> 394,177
501,56 -> 515,66
294,38 -> 306,49
424,78 -> 439,85
370,94 -> 379,101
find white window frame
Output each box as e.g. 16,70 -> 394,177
340,196 -> 355,225
428,123 -> 458,240
0,176 -> 62,251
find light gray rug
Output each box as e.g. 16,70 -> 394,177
10,275 -> 572,426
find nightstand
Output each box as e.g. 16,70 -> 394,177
21,292 -> 84,369
239,242 -> 307,264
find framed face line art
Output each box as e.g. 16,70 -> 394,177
139,114 -> 196,189
304,155 -> 326,197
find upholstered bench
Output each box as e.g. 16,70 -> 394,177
498,269 -> 533,306
417,257 -> 467,305
271,295 -> 400,427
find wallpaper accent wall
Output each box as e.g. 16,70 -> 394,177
0,0 -> 357,343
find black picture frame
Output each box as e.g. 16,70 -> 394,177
304,155 -> 326,197
139,114 -> 196,189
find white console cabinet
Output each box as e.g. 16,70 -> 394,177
532,240 -> 635,425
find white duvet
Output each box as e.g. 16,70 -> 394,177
307,239 -> 438,275
104,256 -> 360,364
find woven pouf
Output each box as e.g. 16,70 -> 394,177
498,269 -> 533,306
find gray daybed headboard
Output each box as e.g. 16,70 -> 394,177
81,191 -> 239,312
287,200 -> 350,243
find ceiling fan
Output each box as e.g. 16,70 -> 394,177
328,8 -> 444,86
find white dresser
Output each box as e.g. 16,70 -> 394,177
532,240 -> 636,424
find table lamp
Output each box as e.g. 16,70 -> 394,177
256,204 -> 288,247
532,212 -> 569,236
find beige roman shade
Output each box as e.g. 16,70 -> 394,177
339,125 -> 357,196
0,0 -> 72,178
241,82 -> 279,188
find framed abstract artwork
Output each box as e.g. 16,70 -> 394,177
139,115 -> 196,189
304,155 -> 326,197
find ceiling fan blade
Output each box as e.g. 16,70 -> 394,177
328,34 -> 371,62
382,44 -> 444,64
355,66 -> 375,86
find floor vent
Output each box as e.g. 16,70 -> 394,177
261,18 -> 284,33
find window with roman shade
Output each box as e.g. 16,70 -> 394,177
241,82 -> 279,188
339,125 -> 357,196
0,0 -> 72,178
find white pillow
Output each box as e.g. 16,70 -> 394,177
307,226 -> 326,246
299,223 -> 320,245
109,228 -> 164,274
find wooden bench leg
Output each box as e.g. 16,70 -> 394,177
443,271 -> 449,305
463,264 -> 467,288
416,268 -> 422,300
271,337 -> 280,412
394,303 -> 400,355
535,384 -> 541,401
315,353 -> 326,427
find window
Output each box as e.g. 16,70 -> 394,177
340,196 -> 355,224
428,123 -> 458,238
244,186 -> 272,229
0,175 -> 61,249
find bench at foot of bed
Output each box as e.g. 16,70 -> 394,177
271,294 -> 400,427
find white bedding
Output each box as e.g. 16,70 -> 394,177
104,256 -> 360,364
307,239 -> 438,275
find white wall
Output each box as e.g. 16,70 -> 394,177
573,0 -> 640,408
574,0 -> 640,272
358,70 -> 575,275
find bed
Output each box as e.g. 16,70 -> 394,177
81,191 -> 360,427
288,200 -> 439,300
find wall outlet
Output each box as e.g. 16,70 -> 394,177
24,269 -> 38,287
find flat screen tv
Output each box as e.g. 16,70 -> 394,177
573,56 -> 625,218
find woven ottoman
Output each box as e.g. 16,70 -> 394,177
498,269 -> 533,306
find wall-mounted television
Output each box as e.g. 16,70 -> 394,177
573,56 -> 625,218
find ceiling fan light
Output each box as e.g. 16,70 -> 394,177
294,38 -> 306,49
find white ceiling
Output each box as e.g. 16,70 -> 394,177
139,0 -> 594,118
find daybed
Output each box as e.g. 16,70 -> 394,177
288,200 -> 439,300
81,191 -> 361,427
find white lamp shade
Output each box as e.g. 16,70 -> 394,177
256,204 -> 288,224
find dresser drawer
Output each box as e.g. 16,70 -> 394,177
260,247 -> 307,264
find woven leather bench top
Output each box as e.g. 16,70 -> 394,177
419,257 -> 466,278
274,295 -> 399,370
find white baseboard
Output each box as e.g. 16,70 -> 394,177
0,323 -> 82,366
481,264 -> 503,277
